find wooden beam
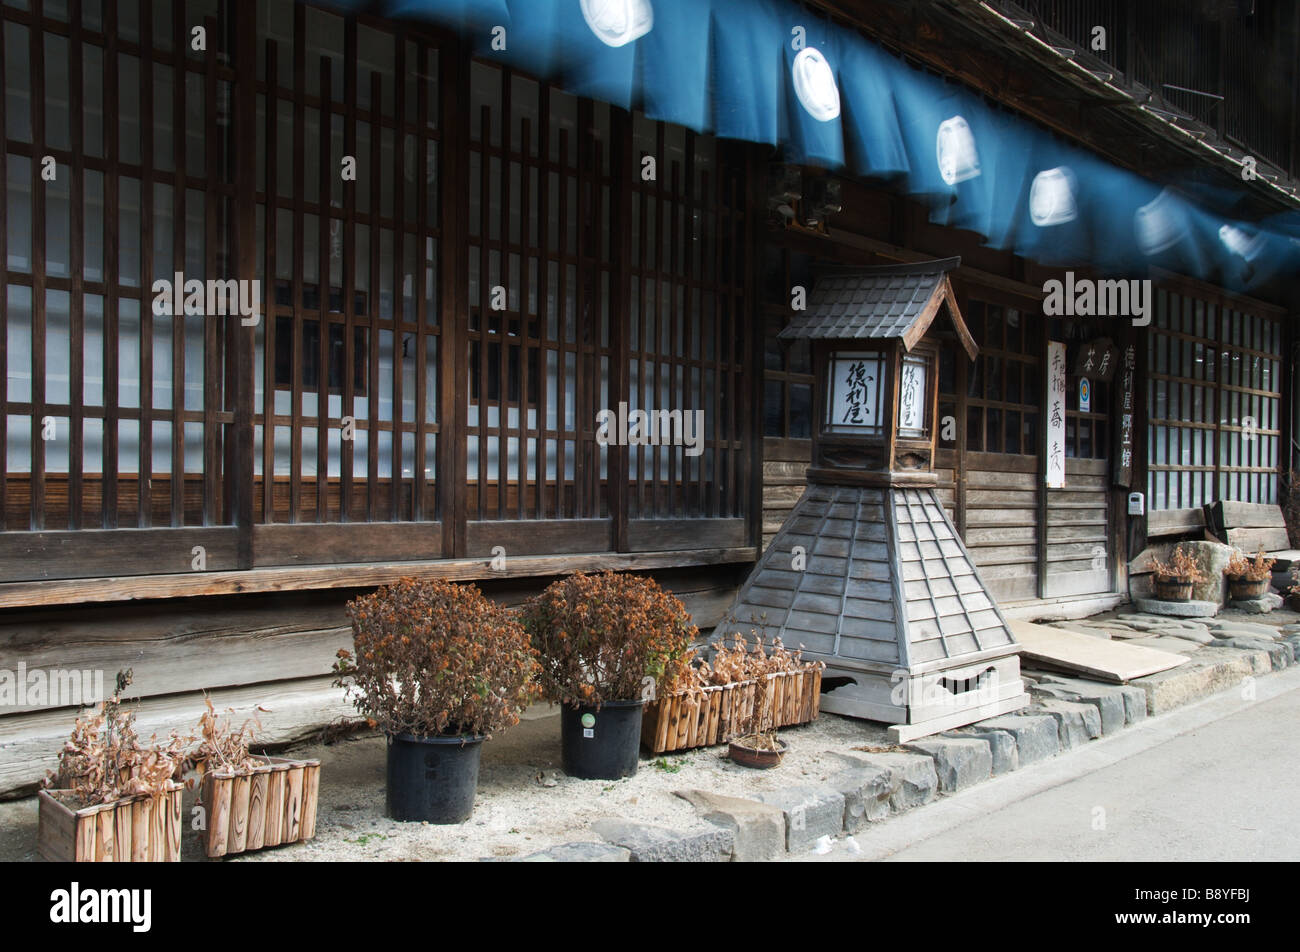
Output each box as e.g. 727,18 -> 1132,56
0,547 -> 759,610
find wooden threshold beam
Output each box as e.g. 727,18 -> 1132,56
0,547 -> 760,609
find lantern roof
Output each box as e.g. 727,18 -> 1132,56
778,257 -> 978,360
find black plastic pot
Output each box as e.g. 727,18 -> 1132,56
560,700 -> 644,780
385,732 -> 484,824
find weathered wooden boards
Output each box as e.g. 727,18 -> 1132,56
200,755 -> 321,858
642,669 -> 823,755
1008,620 -> 1187,683
37,785 -> 184,862
1203,500 -> 1291,554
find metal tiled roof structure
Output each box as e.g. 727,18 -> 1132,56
719,483 -> 1014,670
778,257 -> 962,343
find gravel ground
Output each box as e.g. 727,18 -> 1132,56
0,707 -> 892,862
234,708 -> 892,862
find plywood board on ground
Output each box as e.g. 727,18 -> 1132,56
1008,620 -> 1188,683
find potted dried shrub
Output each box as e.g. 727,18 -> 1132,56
1223,549 -> 1275,601
1147,545 -> 1207,601
721,637 -> 816,769
38,670 -> 189,862
192,699 -> 321,858
522,571 -> 695,780
335,577 -> 540,824
644,633 -> 824,755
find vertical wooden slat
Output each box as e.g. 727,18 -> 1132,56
390,43 -> 404,523
367,70 -> 381,521
202,13 -> 219,526
412,38 -> 428,523
649,119 -> 665,518
68,2 -> 85,529
555,126 -> 568,520
634,129 -> 648,520
340,23 -> 356,523
724,170 -> 739,517
137,0 -> 153,528
496,80 -> 510,521
666,153 -> 679,518
289,4 -> 305,524
534,84 -> 550,521
30,5 -> 46,531
102,0 -> 119,528
316,55 -> 331,522
173,12 -> 188,525
474,100 -> 489,522
610,107 -> 632,550
516,113 -> 531,522
261,39 -> 279,524
745,146 -> 764,548
234,0 -> 257,566
709,172 -> 724,519
573,100 -> 588,519
438,42 -> 467,557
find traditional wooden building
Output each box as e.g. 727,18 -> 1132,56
1,0 -> 1297,792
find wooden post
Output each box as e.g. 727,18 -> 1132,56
233,0 -> 257,565
438,43 -> 468,557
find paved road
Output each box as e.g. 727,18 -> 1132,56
800,665 -> 1300,862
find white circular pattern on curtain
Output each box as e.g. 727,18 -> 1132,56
936,115 -> 980,185
1029,166 -> 1078,226
792,47 -> 841,122
580,0 -> 655,47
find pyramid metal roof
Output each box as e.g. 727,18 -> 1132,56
719,483 -> 1014,672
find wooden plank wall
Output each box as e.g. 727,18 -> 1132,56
1046,457 -> 1112,598
952,451 -> 1040,603
760,437 -> 810,550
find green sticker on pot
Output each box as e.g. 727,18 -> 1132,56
581,713 -> 596,728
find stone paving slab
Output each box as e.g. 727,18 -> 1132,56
1134,598 -> 1219,617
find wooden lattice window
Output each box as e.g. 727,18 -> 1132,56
253,4 -> 442,524
1147,286 -> 1282,509
958,299 -> 1039,457
3,0 -> 235,531
628,115 -> 750,520
465,62 -> 614,521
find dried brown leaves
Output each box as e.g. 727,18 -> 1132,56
337,577 -> 541,738
522,571 -> 697,707
47,670 -> 190,807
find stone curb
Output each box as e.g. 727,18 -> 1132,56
658,633 -> 1292,861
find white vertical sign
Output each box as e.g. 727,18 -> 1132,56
1046,340 -> 1066,488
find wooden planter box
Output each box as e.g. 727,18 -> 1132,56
37,784 -> 183,862
642,668 -> 823,755
199,755 -> 320,858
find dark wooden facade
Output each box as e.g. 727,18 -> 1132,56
0,0 -> 1295,794
0,0 -> 759,597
